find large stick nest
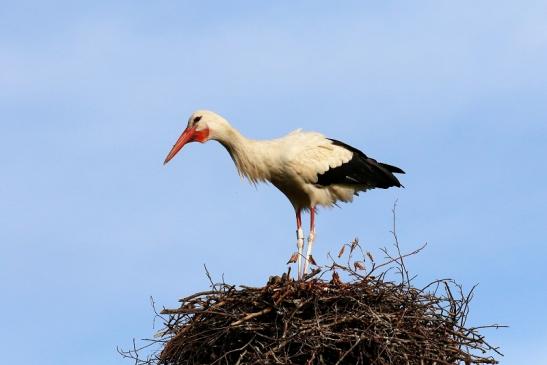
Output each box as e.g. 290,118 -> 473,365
121,247 -> 502,364
120,209 -> 503,364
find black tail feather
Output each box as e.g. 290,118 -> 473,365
379,162 -> 405,174
316,139 -> 405,189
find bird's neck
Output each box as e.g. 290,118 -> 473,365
215,127 -> 273,183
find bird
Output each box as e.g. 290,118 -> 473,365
164,110 -> 405,279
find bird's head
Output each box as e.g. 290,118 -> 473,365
163,110 -> 230,165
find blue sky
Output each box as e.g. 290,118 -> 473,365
1,1 -> 546,364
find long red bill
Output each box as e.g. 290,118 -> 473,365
163,127 -> 196,165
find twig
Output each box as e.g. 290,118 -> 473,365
231,307 -> 272,326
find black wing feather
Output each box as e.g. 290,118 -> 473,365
316,139 -> 405,189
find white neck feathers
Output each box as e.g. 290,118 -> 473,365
215,126 -> 274,184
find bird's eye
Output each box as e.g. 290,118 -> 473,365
194,116 -> 202,124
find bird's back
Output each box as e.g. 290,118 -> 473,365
275,129 -> 404,195
276,130 -> 355,184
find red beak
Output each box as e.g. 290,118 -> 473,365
163,126 -> 196,165
164,126 -> 210,165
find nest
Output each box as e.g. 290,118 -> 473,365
120,238 -> 503,365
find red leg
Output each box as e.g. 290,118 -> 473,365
295,209 -> 304,279
303,207 -> 316,275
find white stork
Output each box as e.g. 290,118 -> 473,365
164,110 -> 404,279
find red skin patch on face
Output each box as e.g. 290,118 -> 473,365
192,128 -> 209,143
